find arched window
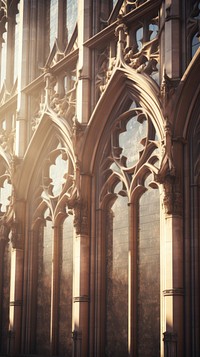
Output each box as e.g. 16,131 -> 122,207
96,97 -> 161,356
49,0 -> 78,50
29,139 -> 76,356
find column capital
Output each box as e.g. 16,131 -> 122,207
10,220 -> 23,249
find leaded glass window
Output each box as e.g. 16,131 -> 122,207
50,0 -> 58,49
98,97 -> 161,356
66,0 -> 78,42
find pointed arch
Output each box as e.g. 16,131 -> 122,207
82,66 -> 165,174
173,48 -> 200,139
16,112 -> 76,202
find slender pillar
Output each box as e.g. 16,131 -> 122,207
72,173 -> 91,357
128,201 -> 138,357
0,221 -> 9,353
50,225 -> 60,356
160,141 -> 184,357
8,220 -> 24,356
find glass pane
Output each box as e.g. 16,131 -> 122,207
36,220 -> 52,356
105,186 -> 128,356
149,23 -> 158,40
137,175 -> 160,356
49,153 -> 67,197
59,215 -> 73,356
0,179 -> 12,213
119,114 -> 147,167
192,34 -> 200,57
66,0 -> 78,42
50,0 -> 58,48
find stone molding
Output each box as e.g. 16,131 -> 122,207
163,288 -> 184,297
73,295 -> 89,303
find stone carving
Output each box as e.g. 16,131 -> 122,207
10,220 -> 22,249
73,200 -> 88,236
124,35 -> 159,75
43,70 -> 77,120
163,332 -> 177,357
160,70 -> 179,106
67,196 -> 88,236
96,15 -> 159,97
154,119 -> 183,215
0,128 -> 15,155
96,47 -> 116,95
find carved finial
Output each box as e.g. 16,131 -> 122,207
115,19 -> 128,62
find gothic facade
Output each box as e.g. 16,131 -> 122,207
0,1 -> 199,356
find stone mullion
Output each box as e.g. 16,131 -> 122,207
50,225 -> 60,356
94,207 -> 107,356
128,202 -> 138,357
58,0 -> 65,50
22,229 -> 38,354
72,173 -> 91,357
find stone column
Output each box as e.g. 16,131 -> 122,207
160,173 -> 184,357
0,221 -> 9,352
50,225 -> 60,356
72,174 -> 91,357
8,220 -> 23,356
128,201 -> 138,357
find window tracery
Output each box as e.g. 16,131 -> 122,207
98,98 -> 161,355
31,140 -> 75,356
105,184 -> 129,356
95,13 -> 159,102
99,102 -> 160,205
